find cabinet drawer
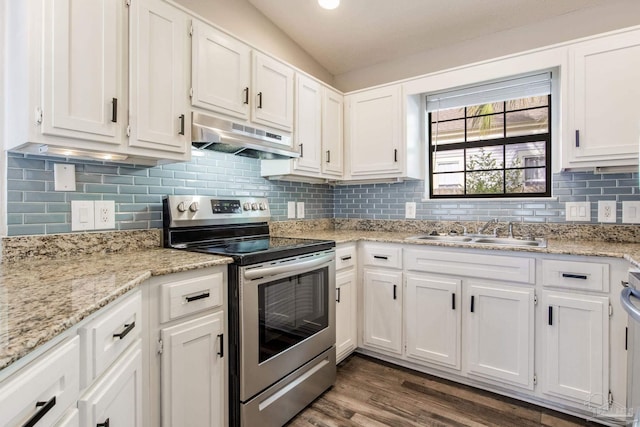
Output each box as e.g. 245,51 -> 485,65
335,245 -> 356,271
0,336 -> 79,427
79,291 -> 142,389
160,271 -> 224,323
541,259 -> 609,292
362,245 -> 402,269
404,248 -> 534,284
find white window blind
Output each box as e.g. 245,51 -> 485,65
426,72 -> 551,112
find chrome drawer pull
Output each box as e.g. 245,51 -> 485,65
113,322 -> 135,340
23,396 -> 56,427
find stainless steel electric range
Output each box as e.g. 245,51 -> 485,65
163,195 -> 336,427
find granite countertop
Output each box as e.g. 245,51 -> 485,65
274,229 -> 640,268
0,248 -> 231,371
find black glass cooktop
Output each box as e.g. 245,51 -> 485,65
187,236 -> 335,265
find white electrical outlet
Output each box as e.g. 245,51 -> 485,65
405,202 -> 416,219
287,201 -> 296,219
597,200 -> 617,223
71,200 -> 95,231
565,201 -> 591,222
94,200 -> 115,230
622,201 -> 640,224
296,202 -> 305,219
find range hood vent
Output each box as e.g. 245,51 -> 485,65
191,113 -> 298,160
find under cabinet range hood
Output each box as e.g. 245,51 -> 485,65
191,113 -> 298,160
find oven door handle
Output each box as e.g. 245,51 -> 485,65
621,287 -> 640,323
244,254 -> 333,280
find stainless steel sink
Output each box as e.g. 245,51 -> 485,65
407,235 -> 473,243
472,237 -> 546,247
407,234 -> 546,248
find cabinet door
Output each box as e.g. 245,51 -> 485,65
541,291 -> 609,406
406,273 -> 461,370
161,312 -> 225,427
78,341 -> 143,427
336,270 -> 357,363
322,88 -> 344,177
42,0 -> 125,144
130,0 -> 190,155
251,52 -> 294,132
465,283 -> 535,389
191,20 -> 250,120
347,85 -> 402,177
363,268 -> 403,354
568,30 -> 640,167
293,74 -> 322,174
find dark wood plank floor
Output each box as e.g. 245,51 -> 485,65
287,354 -> 596,427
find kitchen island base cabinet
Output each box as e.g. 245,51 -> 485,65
465,283 -> 535,390
78,340 -> 143,427
541,291 -> 609,406
405,273 -> 461,370
160,312 -> 225,427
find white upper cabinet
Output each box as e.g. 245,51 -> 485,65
42,0 -> 125,145
129,0 -> 190,159
251,52 -> 295,132
293,74 -> 323,173
191,20 -> 251,120
346,85 -> 403,177
564,29 -> 640,170
322,87 -> 344,177
6,0 -> 191,164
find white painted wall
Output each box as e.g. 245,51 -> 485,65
0,0 -> 7,239
335,0 -> 640,92
174,0 -> 335,86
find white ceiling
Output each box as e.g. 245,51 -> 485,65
246,0 -> 624,76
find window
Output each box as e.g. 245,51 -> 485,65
427,73 -> 551,198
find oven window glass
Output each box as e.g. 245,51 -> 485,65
258,268 -> 328,363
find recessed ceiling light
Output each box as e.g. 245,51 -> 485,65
318,0 -> 340,10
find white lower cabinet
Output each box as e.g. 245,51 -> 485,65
55,408 -> 79,427
78,340 -> 143,427
362,268 -> 403,354
160,312 -> 225,427
336,269 -> 357,362
541,290 -> 609,406
405,273 -> 461,370
465,282 -> 535,390
148,266 -> 227,427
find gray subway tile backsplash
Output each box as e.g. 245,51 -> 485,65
5,149 -> 640,236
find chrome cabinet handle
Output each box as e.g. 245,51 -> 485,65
178,114 -> 185,135
113,322 -> 135,340
23,396 -> 56,427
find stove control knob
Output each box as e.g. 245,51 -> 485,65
177,201 -> 188,213
258,202 -> 266,210
243,202 -> 251,211
251,203 -> 258,211
189,202 -> 199,213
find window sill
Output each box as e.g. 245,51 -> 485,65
420,196 -> 559,202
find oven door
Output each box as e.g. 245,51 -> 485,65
239,250 -> 335,401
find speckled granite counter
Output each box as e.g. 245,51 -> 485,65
273,229 -> 640,268
0,248 -> 231,371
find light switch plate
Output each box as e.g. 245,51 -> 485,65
622,201 -> 640,224
296,202 -> 305,219
71,200 -> 95,231
565,201 -> 591,222
287,201 -> 296,219
405,202 -> 416,219
597,200 -> 617,223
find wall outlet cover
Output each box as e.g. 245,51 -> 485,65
597,200 -> 617,223
287,201 -> 296,219
565,201 -> 591,222
94,200 -> 115,230
405,202 -> 416,219
54,164 -> 76,191
71,200 -> 94,231
296,202 -> 305,219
